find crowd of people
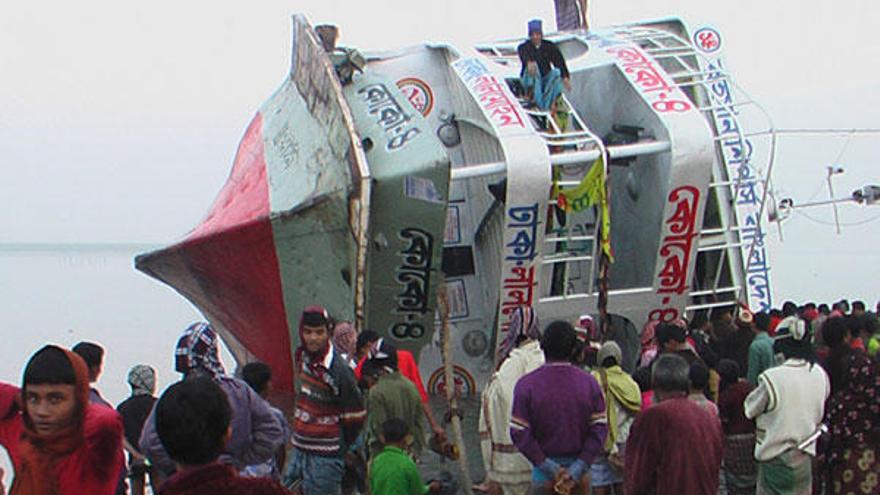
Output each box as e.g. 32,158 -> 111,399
481,299 -> 880,495
0,298 -> 876,495
0,305 -> 457,495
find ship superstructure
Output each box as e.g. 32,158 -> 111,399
136,15 -> 775,395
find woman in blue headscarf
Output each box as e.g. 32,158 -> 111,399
477,306 -> 545,495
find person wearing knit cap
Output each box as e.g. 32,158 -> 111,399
590,342 -> 640,495
140,322 -> 284,485
517,19 -> 571,111
117,365 -> 158,495
285,306 -> 366,495
361,341 -> 425,459
353,331 -> 447,449
744,316 -> 829,495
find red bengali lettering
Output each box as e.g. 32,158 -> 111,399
652,185 -> 701,316
607,45 -> 694,113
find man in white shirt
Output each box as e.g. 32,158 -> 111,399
744,316 -> 829,495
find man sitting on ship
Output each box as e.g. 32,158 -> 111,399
517,19 -> 572,112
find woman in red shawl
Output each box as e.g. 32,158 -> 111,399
0,345 -> 124,495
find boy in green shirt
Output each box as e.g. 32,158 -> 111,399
370,419 -> 440,495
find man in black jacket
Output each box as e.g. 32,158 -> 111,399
517,19 -> 571,111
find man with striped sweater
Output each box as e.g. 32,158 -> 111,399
284,306 -> 366,495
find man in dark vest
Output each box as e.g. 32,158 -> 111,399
517,19 -> 571,111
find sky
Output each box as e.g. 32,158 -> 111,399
1,0 -> 878,407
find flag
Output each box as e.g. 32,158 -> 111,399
556,157 -> 613,261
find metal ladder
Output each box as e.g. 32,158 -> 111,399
608,25 -> 776,314
516,89 -> 608,300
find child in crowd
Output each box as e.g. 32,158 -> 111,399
239,361 -> 290,480
154,376 -> 288,495
0,345 -> 124,495
369,418 -> 441,495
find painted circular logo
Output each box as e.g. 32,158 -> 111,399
397,77 -> 435,117
693,27 -> 722,54
427,366 -> 476,397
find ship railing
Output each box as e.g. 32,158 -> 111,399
610,24 -> 777,314
520,91 -> 608,300
448,141 -> 671,182
463,42 -> 679,306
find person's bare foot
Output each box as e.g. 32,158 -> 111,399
472,483 -> 490,493
473,480 -> 502,495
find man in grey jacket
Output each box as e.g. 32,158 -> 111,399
139,322 -> 284,487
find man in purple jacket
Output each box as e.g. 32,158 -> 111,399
140,323 -> 284,488
510,320 -> 608,494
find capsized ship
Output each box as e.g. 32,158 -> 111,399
135,15 -> 776,396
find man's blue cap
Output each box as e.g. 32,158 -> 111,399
528,19 -> 543,35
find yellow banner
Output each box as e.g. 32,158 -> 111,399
556,158 -> 613,261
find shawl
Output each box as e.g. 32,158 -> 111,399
13,347 -> 90,495
825,351 -> 880,463
595,364 -> 641,450
175,322 -> 226,379
497,306 -> 541,365
479,341 -> 545,483
332,321 -> 357,359
127,364 -> 156,397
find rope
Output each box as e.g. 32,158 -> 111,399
438,281 -> 474,495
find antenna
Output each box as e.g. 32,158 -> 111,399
826,165 -> 845,234
770,181 -> 880,235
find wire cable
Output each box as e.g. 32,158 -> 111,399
775,128 -> 880,135
792,208 -> 880,228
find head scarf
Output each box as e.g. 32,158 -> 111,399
594,341 -> 641,450
577,315 -> 599,342
641,320 -> 659,349
127,365 -> 156,397
175,322 -> 226,379
774,316 -> 809,342
332,321 -> 357,358
737,308 -> 755,327
498,306 -> 541,364
14,346 -> 90,495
